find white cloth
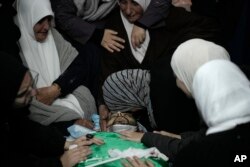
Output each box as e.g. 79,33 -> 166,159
193,60 -> 250,135
15,0 -> 84,118
108,147 -> 168,161
171,38 -> 230,93
120,0 -> 151,63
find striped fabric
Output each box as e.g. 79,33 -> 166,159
102,69 -> 157,128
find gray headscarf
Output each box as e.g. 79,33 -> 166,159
102,69 -> 157,128
73,0 -> 117,21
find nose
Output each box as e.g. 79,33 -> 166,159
124,3 -> 132,15
42,18 -> 51,30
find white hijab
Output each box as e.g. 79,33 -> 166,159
171,38 -> 230,94
193,60 -> 250,135
15,0 -> 84,118
119,0 -> 151,63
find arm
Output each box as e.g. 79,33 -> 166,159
50,0 -> 96,45
52,28 -> 86,97
141,129 -> 205,161
131,0 -> 171,48
136,0 -> 171,29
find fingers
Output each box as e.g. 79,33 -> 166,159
108,42 -> 124,52
131,36 -> 145,49
74,119 -> 94,129
100,119 -> 107,131
131,25 -> 146,49
127,157 -> 141,167
99,105 -> 109,131
145,160 -> 154,167
119,130 -> 130,137
91,137 -> 104,145
122,159 -> 132,167
119,131 -> 134,141
101,29 -> 125,53
125,157 -> 151,167
104,37 -> 125,52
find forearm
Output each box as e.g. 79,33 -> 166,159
53,55 -> 85,96
142,129 -> 206,161
136,0 -> 171,29
51,0 -> 96,44
141,132 -> 181,160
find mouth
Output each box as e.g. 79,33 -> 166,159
40,31 -> 48,35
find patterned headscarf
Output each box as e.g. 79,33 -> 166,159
193,60 -> 250,135
103,69 -> 157,128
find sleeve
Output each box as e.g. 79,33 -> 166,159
53,54 -> 86,97
25,119 -> 66,156
10,109 -> 66,157
22,155 -> 63,167
50,0 -> 96,45
141,130 -> 205,161
51,28 -> 84,97
135,0 -> 171,29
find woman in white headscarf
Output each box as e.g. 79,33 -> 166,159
15,0 -> 96,129
117,39 -> 230,162
171,38 -> 230,95
174,60 -> 250,167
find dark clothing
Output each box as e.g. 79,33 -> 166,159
100,7 -> 220,131
135,0 -> 171,29
99,7 -> 173,105
9,110 -> 65,167
50,0 -> 113,45
149,6 -> 221,133
50,0 -> 104,99
53,41 -> 101,99
174,123 -> 250,167
192,0 -> 250,78
1,52 -> 65,167
150,55 -> 200,133
0,1 -> 22,62
141,128 -> 206,161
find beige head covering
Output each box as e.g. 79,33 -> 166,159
171,38 -> 230,94
193,60 -> 250,135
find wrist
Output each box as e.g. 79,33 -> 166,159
134,21 -> 148,30
52,83 -> 61,97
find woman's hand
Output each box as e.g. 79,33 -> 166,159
172,0 -> 192,12
122,156 -> 154,167
74,119 -> 94,129
99,104 -> 110,131
64,136 -> 104,150
101,29 -> 125,53
36,84 -> 61,105
153,130 -> 181,139
131,25 -> 146,49
60,145 -> 91,167
119,131 -> 144,142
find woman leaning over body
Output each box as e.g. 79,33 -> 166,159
0,52 -> 103,167
118,39 -> 230,163
14,0 -> 97,133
